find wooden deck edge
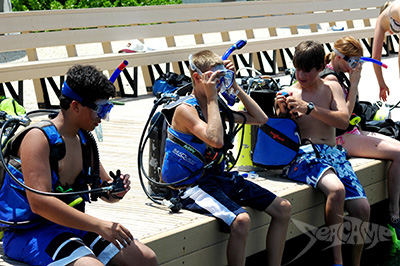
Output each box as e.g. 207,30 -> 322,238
143,158 -> 389,265
0,158 -> 388,266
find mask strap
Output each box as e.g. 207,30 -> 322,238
333,48 -> 350,62
62,81 -> 83,102
188,54 -> 197,71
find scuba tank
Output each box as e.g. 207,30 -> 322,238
147,112 -> 171,198
236,103 -> 261,172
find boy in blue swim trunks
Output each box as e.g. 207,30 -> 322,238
0,65 -> 157,265
275,40 -> 370,266
161,50 -> 291,266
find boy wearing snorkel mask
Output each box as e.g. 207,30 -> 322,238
161,50 -> 291,266
0,65 -> 157,266
275,40 -> 370,266
372,1 -> 400,102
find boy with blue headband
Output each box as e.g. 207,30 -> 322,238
0,65 -> 157,265
161,50 -> 291,266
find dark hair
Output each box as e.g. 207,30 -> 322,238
60,65 -> 116,110
293,40 -> 325,72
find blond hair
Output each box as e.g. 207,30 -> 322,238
189,50 -> 223,75
325,36 -> 363,64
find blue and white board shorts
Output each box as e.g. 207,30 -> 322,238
3,221 -> 121,266
179,172 -> 276,226
284,144 -> 366,200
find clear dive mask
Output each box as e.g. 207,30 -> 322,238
90,100 -> 114,120
211,65 -> 235,93
188,54 -> 235,93
333,49 -> 361,69
62,81 -> 114,120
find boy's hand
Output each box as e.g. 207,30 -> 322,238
275,91 -> 289,115
286,95 -> 307,117
202,70 -> 220,99
276,91 -> 303,118
113,173 -> 131,199
223,59 -> 236,73
98,221 -> 133,250
105,171 -> 130,200
223,59 -> 238,87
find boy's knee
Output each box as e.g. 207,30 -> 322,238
231,213 -> 250,236
328,184 -> 346,203
276,198 -> 292,221
137,244 -> 158,266
144,248 -> 158,266
352,201 -> 370,221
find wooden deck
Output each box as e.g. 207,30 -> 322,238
0,93 -> 390,265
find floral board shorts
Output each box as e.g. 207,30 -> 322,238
284,144 -> 366,200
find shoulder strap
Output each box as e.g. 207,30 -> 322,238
319,68 -> 351,90
5,120 -> 66,174
161,95 -> 194,125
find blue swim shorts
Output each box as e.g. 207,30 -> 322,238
179,171 -> 277,226
284,144 -> 366,200
3,221 -> 121,266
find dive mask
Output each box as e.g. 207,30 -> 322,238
62,81 -> 114,120
188,54 -> 235,93
333,49 -> 361,69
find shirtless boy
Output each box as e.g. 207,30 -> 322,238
275,40 -> 370,266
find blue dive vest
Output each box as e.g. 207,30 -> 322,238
0,121 -> 89,229
161,96 -> 207,186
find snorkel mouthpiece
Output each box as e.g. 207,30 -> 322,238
234,39 -> 247,50
222,39 -> 247,60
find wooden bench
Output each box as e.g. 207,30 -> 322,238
142,158 -> 389,265
0,0 -> 394,109
0,95 -> 391,266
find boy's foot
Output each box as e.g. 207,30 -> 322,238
387,215 -> 400,246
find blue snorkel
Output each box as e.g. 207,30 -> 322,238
222,40 -> 247,60
109,60 -> 129,83
221,40 -> 247,106
360,57 -> 388,69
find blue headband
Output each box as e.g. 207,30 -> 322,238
62,81 -> 83,102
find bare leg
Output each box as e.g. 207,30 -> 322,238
227,212 -> 250,266
264,197 -> 291,266
317,169 -> 346,265
108,239 -> 158,266
342,132 -> 400,221
67,254 -> 104,266
345,198 -> 370,266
